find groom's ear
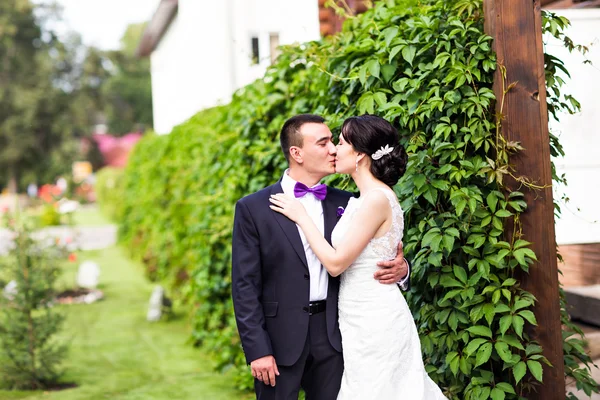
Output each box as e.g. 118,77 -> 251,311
289,146 -> 303,164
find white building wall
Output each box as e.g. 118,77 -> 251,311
230,0 -> 321,88
546,9 -> 600,245
150,1 -> 233,134
149,0 -> 320,134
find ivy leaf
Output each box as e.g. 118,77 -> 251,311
498,335 -> 525,350
490,388 -> 506,400
448,311 -> 458,332
495,209 -> 512,218
513,248 -> 537,266
513,239 -> 531,249
475,342 -> 493,367
428,252 -> 443,267
465,338 -> 488,356
440,274 -> 463,288
486,193 -> 498,212
513,298 -> 533,311
494,341 -> 513,363
501,278 -> 516,287
518,310 -> 538,325
480,387 -> 492,399
527,360 -> 543,382
381,64 -> 397,82
512,315 -> 525,338
436,164 -> 453,175
445,227 -> 460,237
414,174 -> 427,189
495,382 -> 516,394
446,351 -> 460,376
513,361 -> 527,383
383,27 -> 399,47
402,45 -> 417,65
373,91 -> 387,107
359,64 -> 368,85
456,199 -> 467,216
526,344 -> 543,356
494,303 -> 511,313
357,92 -> 375,114
499,315 -> 512,335
454,265 -> 467,284
423,187 -> 437,206
367,60 -> 381,79
443,235 -> 455,252
389,45 -> 403,63
467,325 -> 493,338
483,303 -> 495,326
459,356 -> 472,375
422,228 -> 441,247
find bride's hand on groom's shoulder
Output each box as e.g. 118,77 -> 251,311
269,194 -> 308,224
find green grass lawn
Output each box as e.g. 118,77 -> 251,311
0,246 -> 249,400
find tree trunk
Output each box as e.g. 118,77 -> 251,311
7,164 -> 18,194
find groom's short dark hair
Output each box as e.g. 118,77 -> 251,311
280,114 -> 326,163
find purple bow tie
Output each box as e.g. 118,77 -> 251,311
294,182 -> 327,201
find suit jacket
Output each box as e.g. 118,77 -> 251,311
232,182 -> 353,366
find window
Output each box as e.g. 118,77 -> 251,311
251,37 -> 259,65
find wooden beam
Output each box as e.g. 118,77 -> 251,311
483,0 -> 565,397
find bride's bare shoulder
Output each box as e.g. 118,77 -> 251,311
360,189 -> 393,210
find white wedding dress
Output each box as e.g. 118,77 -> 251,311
332,188 -> 447,400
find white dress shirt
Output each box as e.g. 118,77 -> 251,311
281,171 -> 329,301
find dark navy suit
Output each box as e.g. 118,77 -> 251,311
232,182 -> 353,399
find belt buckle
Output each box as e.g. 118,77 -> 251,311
309,301 -> 324,315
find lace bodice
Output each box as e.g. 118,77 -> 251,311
331,187 -> 404,264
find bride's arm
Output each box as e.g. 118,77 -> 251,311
269,192 -> 390,277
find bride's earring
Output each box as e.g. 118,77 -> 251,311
355,158 -> 359,172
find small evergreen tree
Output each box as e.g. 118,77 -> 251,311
0,215 -> 68,390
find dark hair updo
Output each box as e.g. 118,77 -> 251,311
340,115 -> 408,187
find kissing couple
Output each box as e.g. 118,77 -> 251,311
232,114 -> 447,399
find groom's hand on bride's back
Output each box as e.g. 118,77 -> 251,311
251,355 -> 280,387
374,242 -> 409,285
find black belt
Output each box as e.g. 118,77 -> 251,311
308,300 -> 326,315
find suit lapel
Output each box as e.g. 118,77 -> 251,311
270,183 -> 309,269
323,187 -> 340,245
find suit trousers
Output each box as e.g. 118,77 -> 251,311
254,311 -> 344,400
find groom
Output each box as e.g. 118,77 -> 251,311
232,114 -> 409,400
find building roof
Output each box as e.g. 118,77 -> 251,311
543,0 -> 600,8
136,0 -> 178,58
136,0 -> 598,57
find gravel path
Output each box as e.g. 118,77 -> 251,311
0,225 -> 117,255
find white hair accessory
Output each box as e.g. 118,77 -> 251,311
371,145 -> 394,160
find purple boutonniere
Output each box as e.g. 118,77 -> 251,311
337,206 -> 345,218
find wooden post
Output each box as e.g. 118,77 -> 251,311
483,0 -> 565,397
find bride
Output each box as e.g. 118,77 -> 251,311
269,115 -> 447,399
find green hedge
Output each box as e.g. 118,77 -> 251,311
95,167 -> 126,222
118,0 -> 597,398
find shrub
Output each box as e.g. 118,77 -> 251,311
38,203 -> 61,227
0,215 -> 68,390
